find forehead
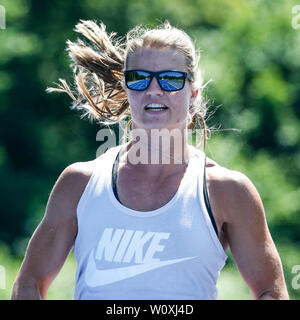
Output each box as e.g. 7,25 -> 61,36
127,47 -> 187,71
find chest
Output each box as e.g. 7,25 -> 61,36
113,163 -> 228,252
115,167 -> 186,212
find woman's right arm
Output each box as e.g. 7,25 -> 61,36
11,162 -> 93,299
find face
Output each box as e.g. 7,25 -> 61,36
125,47 -> 198,132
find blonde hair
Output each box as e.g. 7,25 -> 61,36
47,20 -> 210,149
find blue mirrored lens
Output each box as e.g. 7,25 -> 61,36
126,71 -> 150,90
159,72 -> 185,91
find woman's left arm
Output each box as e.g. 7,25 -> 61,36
217,170 -> 289,300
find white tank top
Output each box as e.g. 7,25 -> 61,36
73,144 -> 227,300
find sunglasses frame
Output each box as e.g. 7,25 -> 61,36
124,69 -> 192,92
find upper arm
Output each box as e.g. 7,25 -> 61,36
15,162 -> 93,298
218,170 -> 289,299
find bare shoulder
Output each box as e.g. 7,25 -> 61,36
205,156 -> 263,223
46,157 -> 102,221
205,157 -> 250,188
56,161 -> 95,195
59,160 -> 96,189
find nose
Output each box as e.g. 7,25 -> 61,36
145,77 -> 163,96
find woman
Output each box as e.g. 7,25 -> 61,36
12,20 -> 289,300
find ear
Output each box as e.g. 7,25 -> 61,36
190,89 -> 198,105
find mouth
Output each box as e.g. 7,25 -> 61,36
144,104 -> 168,112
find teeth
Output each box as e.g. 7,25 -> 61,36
145,104 -> 168,110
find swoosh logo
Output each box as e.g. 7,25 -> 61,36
85,249 -> 197,287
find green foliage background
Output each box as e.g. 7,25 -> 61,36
0,0 -> 299,299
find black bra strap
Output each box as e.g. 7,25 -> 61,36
203,157 -> 219,237
112,150 -> 121,202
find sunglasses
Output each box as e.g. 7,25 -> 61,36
124,70 -> 192,92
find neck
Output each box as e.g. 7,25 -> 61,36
123,126 -> 190,166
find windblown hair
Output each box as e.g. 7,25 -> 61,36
47,20 -> 211,149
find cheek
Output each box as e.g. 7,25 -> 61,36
171,91 -> 190,110
126,91 -> 141,109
